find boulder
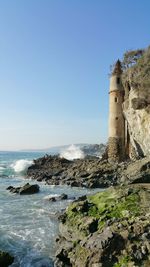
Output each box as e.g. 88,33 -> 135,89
0,251 -> 14,267
7,183 -> 40,195
46,194 -> 68,202
19,183 -> 39,195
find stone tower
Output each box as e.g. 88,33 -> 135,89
108,60 -> 125,162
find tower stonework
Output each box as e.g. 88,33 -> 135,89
108,60 -> 125,162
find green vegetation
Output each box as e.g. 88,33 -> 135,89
122,46 -> 150,90
88,188 -> 140,230
66,201 -> 92,237
113,256 -> 131,267
122,49 -> 144,69
65,187 -> 140,236
60,185 -> 150,267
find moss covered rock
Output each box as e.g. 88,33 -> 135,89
55,185 -> 150,267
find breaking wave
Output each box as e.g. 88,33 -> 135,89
60,144 -> 85,160
11,159 -> 33,173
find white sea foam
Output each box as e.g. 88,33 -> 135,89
11,159 -> 33,173
0,167 -> 5,170
0,166 -> 5,174
60,144 -> 85,160
43,194 -> 60,200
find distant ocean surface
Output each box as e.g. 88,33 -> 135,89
0,151 -> 100,267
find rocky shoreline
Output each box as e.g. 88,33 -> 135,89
55,184 -> 150,267
27,155 -> 118,188
26,154 -> 150,266
27,154 -> 150,188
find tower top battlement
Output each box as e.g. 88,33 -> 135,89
109,59 -> 124,93
112,59 -> 122,75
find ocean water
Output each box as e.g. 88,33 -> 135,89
0,151 -> 101,267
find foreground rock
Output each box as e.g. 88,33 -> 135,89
55,185 -> 150,267
27,154 -> 150,188
7,183 -> 39,194
0,251 -> 14,267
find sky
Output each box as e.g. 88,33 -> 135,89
0,0 -> 149,150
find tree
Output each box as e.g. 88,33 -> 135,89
122,49 -> 144,70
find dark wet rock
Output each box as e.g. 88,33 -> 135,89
10,187 -> 21,193
69,181 -> 80,187
75,195 -> 87,202
27,155 -> 121,188
48,197 -> 57,202
46,194 -> 68,202
27,154 -> 150,189
7,183 -> 39,195
19,183 -> 39,195
6,186 -> 13,190
0,251 -> 14,267
60,194 -> 68,200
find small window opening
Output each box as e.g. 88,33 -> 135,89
116,117 -> 118,120
117,77 -> 120,84
128,83 -> 131,92
115,97 -> 118,103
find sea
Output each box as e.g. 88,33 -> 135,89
0,151 -> 101,267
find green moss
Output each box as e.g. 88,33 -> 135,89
87,188 -> 140,230
88,188 -> 118,210
113,256 -> 131,267
65,187 -> 140,235
65,202 -> 89,238
88,204 -> 99,217
62,186 -> 150,267
107,193 -> 140,218
98,220 -> 106,230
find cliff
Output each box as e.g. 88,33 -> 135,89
122,46 -> 150,158
123,87 -> 150,157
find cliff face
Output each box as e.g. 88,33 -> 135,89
123,87 -> 150,157
122,46 -> 150,158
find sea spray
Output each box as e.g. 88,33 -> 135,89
60,144 -> 85,160
11,159 -> 33,173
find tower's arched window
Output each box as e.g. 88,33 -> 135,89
115,97 -> 118,103
117,77 -> 120,84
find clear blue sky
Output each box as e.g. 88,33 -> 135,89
0,0 -> 149,150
